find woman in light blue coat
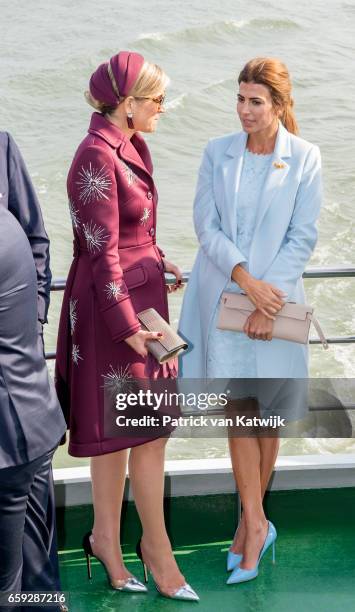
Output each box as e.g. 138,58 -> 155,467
179,58 -> 322,584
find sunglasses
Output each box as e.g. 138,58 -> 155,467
136,94 -> 166,106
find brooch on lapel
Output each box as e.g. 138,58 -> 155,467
273,160 -> 286,169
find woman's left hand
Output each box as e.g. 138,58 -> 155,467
163,259 -> 184,293
243,310 -> 274,341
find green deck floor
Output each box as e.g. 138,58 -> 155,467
58,488 -> 355,612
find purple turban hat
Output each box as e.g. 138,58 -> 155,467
89,51 -> 145,105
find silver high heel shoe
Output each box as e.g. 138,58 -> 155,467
136,539 -> 199,602
82,531 -> 147,593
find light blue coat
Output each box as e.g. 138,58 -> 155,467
178,122 -> 322,378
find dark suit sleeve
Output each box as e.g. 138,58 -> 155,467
7,134 -> 51,323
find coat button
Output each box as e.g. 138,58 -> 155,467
147,191 -> 153,200
149,227 -> 155,237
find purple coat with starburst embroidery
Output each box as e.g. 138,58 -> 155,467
55,112 -> 174,457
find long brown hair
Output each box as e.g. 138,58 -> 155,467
238,57 -> 298,135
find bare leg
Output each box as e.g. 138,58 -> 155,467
228,437 -> 268,569
129,437 -> 185,595
230,435 -> 279,556
90,449 -> 131,580
259,436 -> 280,493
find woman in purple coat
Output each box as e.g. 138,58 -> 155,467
55,51 -> 198,601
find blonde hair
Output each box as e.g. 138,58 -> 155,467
238,57 -> 298,135
85,60 -> 169,114
129,61 -> 169,98
84,91 -> 115,114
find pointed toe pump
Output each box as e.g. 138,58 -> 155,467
227,550 -> 243,572
227,521 -> 277,585
136,539 -> 200,602
82,531 -> 147,593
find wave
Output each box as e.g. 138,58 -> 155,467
249,17 -> 300,30
203,77 -> 235,94
342,1 -> 355,13
164,79 -> 235,116
165,93 -> 188,110
135,17 -> 300,50
137,19 -> 247,46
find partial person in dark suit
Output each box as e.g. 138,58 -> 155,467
0,130 -> 61,592
0,154 -> 65,610
0,131 -> 51,328
0,205 -> 67,611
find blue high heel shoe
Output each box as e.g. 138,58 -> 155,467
226,521 -> 277,585
227,521 -> 244,571
227,550 -> 243,572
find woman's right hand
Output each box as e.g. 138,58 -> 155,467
244,278 -> 286,319
232,264 -> 286,318
124,329 -> 162,357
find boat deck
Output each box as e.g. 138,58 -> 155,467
58,488 -> 355,612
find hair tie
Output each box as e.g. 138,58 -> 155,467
107,63 -> 120,99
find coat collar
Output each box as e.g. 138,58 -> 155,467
222,122 -> 291,242
88,112 -> 153,177
253,121 -> 291,234
225,120 -> 291,160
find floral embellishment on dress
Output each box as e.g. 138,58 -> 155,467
119,160 -> 138,187
273,160 -> 286,169
72,344 -> 83,365
76,162 -> 112,205
68,199 -> 80,230
104,281 -> 124,301
140,207 -> 151,225
102,364 -> 133,397
83,220 -> 109,253
69,298 -> 78,335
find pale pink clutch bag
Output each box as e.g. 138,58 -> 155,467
138,308 -> 188,363
217,292 -> 328,348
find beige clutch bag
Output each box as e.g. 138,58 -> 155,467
217,292 -> 328,349
138,308 -> 188,363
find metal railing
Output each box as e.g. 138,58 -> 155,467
46,265 -> 355,360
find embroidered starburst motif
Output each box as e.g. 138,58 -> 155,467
120,160 -> 137,187
83,221 -> 109,253
72,344 -> 83,365
68,199 -> 80,230
76,162 -> 112,205
140,207 -> 151,225
69,298 -> 78,335
102,364 -> 133,397
104,281 -> 124,300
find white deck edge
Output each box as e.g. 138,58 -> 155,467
53,454 -> 355,507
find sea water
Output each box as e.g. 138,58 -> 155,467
1,0 -> 354,464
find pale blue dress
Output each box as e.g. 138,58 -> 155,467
206,150 -> 273,378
